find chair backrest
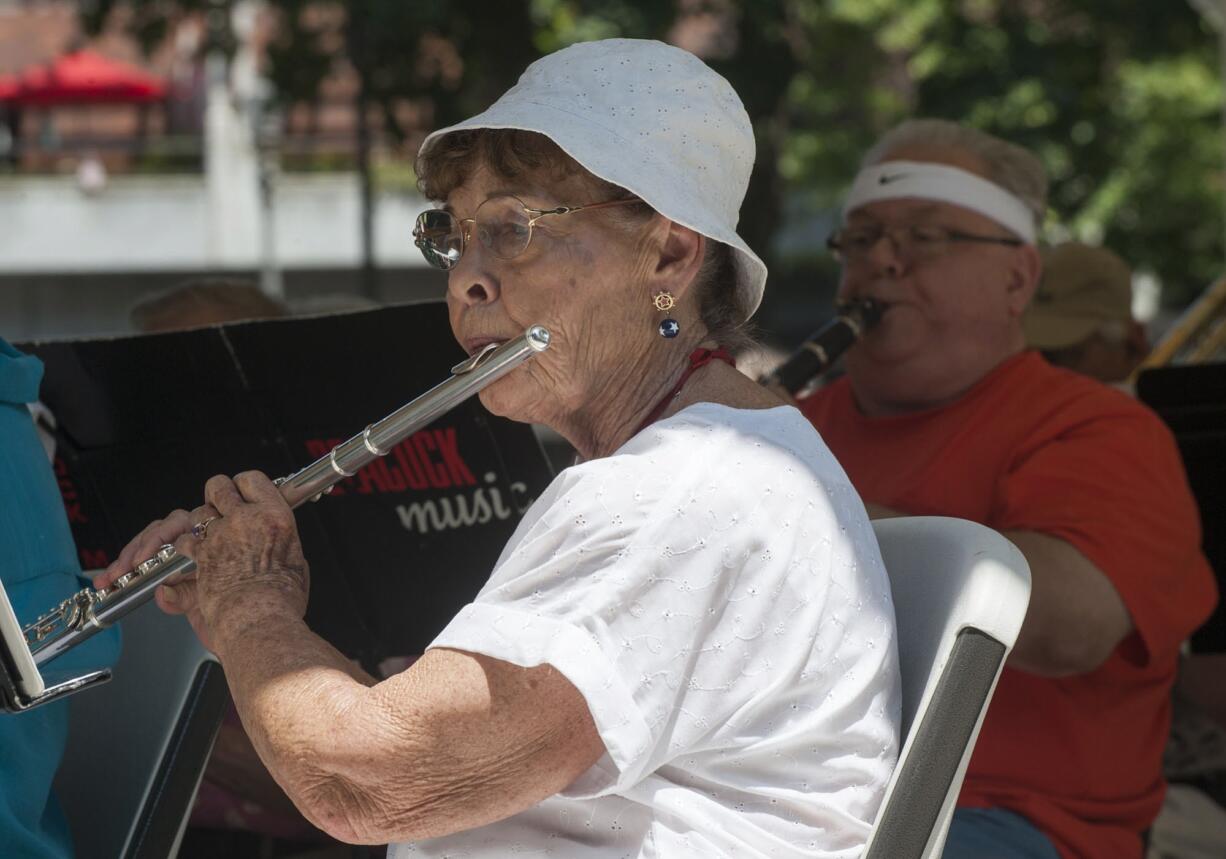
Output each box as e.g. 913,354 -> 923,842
53,600 -> 228,859
864,516 -> 1031,859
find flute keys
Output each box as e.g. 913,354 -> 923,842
62,599 -> 85,630
121,544 -> 178,590
140,545 -> 175,571
23,603 -> 68,642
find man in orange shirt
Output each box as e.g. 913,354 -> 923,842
796,118 -> 1217,859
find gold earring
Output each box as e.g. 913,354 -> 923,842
654,292 -> 679,338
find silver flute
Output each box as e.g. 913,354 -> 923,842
24,325 -> 552,666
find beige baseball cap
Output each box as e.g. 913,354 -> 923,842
1024,242 -> 1133,350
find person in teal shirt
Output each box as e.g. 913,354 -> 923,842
0,336 -> 121,858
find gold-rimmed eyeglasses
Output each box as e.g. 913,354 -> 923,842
826,223 -> 1023,265
412,194 -> 643,271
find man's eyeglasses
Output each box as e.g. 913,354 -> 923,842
826,223 -> 1023,264
412,194 -> 642,271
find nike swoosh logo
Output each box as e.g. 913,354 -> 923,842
878,173 -> 906,185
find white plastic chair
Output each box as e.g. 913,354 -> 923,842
864,516 -> 1032,859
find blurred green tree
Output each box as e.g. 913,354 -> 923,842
84,0 -> 1223,336
539,0 -> 1224,330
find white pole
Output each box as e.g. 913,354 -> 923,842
231,0 -> 283,298
203,36 -> 261,271
256,127 -> 283,299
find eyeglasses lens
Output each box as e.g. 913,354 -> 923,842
413,197 -> 538,270
413,210 -> 463,270
474,196 -> 533,260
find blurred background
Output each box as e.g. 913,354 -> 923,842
1,0 -> 1223,351
5,7 -> 1226,856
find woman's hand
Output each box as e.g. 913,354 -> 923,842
94,503 -> 219,591
95,471 -> 309,653
165,471 -> 310,650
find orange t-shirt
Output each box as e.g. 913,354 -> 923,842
798,351 -> 1217,859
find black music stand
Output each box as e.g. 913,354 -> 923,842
1137,362 -> 1226,652
19,300 -> 555,668
52,601 -> 228,859
17,301 -> 554,857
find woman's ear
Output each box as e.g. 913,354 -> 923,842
651,221 -> 706,301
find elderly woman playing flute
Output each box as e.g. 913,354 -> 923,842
102,39 -> 899,858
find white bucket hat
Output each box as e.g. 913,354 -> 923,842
418,38 -> 767,321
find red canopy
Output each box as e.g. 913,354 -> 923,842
0,50 -> 166,107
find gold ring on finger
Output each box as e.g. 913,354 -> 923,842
191,515 -> 219,540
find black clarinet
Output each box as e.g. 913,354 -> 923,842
760,298 -> 883,395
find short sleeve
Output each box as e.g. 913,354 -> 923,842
430,600 -> 654,796
428,463 -> 762,793
994,398 -> 1216,663
428,411 -> 887,797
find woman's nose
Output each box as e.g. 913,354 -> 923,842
447,245 -> 501,307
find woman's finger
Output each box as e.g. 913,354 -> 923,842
131,509 -> 193,563
190,502 -> 220,526
233,471 -> 284,506
155,533 -> 200,614
157,577 -> 199,616
97,508 -> 194,589
205,474 -> 245,517
172,530 -> 198,562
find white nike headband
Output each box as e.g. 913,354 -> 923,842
844,160 -> 1038,244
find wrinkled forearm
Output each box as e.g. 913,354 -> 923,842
209,600 -> 392,841
205,602 -> 598,845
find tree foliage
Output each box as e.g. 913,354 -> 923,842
84,0 -> 1224,335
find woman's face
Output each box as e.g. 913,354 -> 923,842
443,164 -> 660,426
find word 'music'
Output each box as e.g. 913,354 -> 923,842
396,472 -> 532,534
304,427 -> 476,494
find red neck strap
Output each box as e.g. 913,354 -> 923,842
635,346 -> 736,435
